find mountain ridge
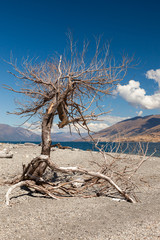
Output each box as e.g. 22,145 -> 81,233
85,114 -> 160,142
1,114 -> 160,142
0,124 -> 80,142
0,124 -> 41,141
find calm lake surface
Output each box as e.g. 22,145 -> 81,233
1,141 -> 160,157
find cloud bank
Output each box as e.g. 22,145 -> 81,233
24,115 -> 127,135
115,69 -> 160,109
146,69 -> 160,87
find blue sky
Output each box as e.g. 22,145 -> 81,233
0,0 -> 160,132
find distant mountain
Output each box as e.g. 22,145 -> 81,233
0,124 -> 41,142
85,115 -> 160,142
0,124 -> 82,142
51,132 -> 81,142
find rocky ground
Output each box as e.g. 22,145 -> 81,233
0,143 -> 160,240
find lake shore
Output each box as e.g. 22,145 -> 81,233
0,143 -> 160,239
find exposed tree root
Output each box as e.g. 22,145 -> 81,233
45,156 -> 136,203
5,154 -> 139,205
6,181 -> 26,206
5,179 -> 59,206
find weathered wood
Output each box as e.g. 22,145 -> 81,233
0,153 -> 13,158
5,180 -> 59,205
43,155 -> 136,203
51,143 -> 72,150
0,150 -> 13,158
20,102 -> 56,180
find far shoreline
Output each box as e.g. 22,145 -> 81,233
0,141 -> 160,157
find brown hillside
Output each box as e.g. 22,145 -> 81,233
87,115 -> 160,142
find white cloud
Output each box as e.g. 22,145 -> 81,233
23,122 -> 41,134
98,115 -> 128,125
136,110 -> 143,116
53,115 -> 128,133
23,115 -> 129,135
146,69 -> 160,87
80,115 -> 129,133
116,78 -> 160,109
87,122 -> 109,132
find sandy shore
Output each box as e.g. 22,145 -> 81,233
0,143 -> 160,240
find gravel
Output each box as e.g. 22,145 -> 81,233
0,144 -> 160,240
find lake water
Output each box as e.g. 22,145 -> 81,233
1,141 -> 160,157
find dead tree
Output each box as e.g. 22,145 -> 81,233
4,38 -> 134,204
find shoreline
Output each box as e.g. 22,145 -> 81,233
1,141 -> 160,158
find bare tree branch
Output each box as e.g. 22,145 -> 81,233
4,37 -> 135,205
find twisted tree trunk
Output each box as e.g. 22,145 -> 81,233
20,96 -> 69,181
33,112 -> 54,178
21,110 -> 54,181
